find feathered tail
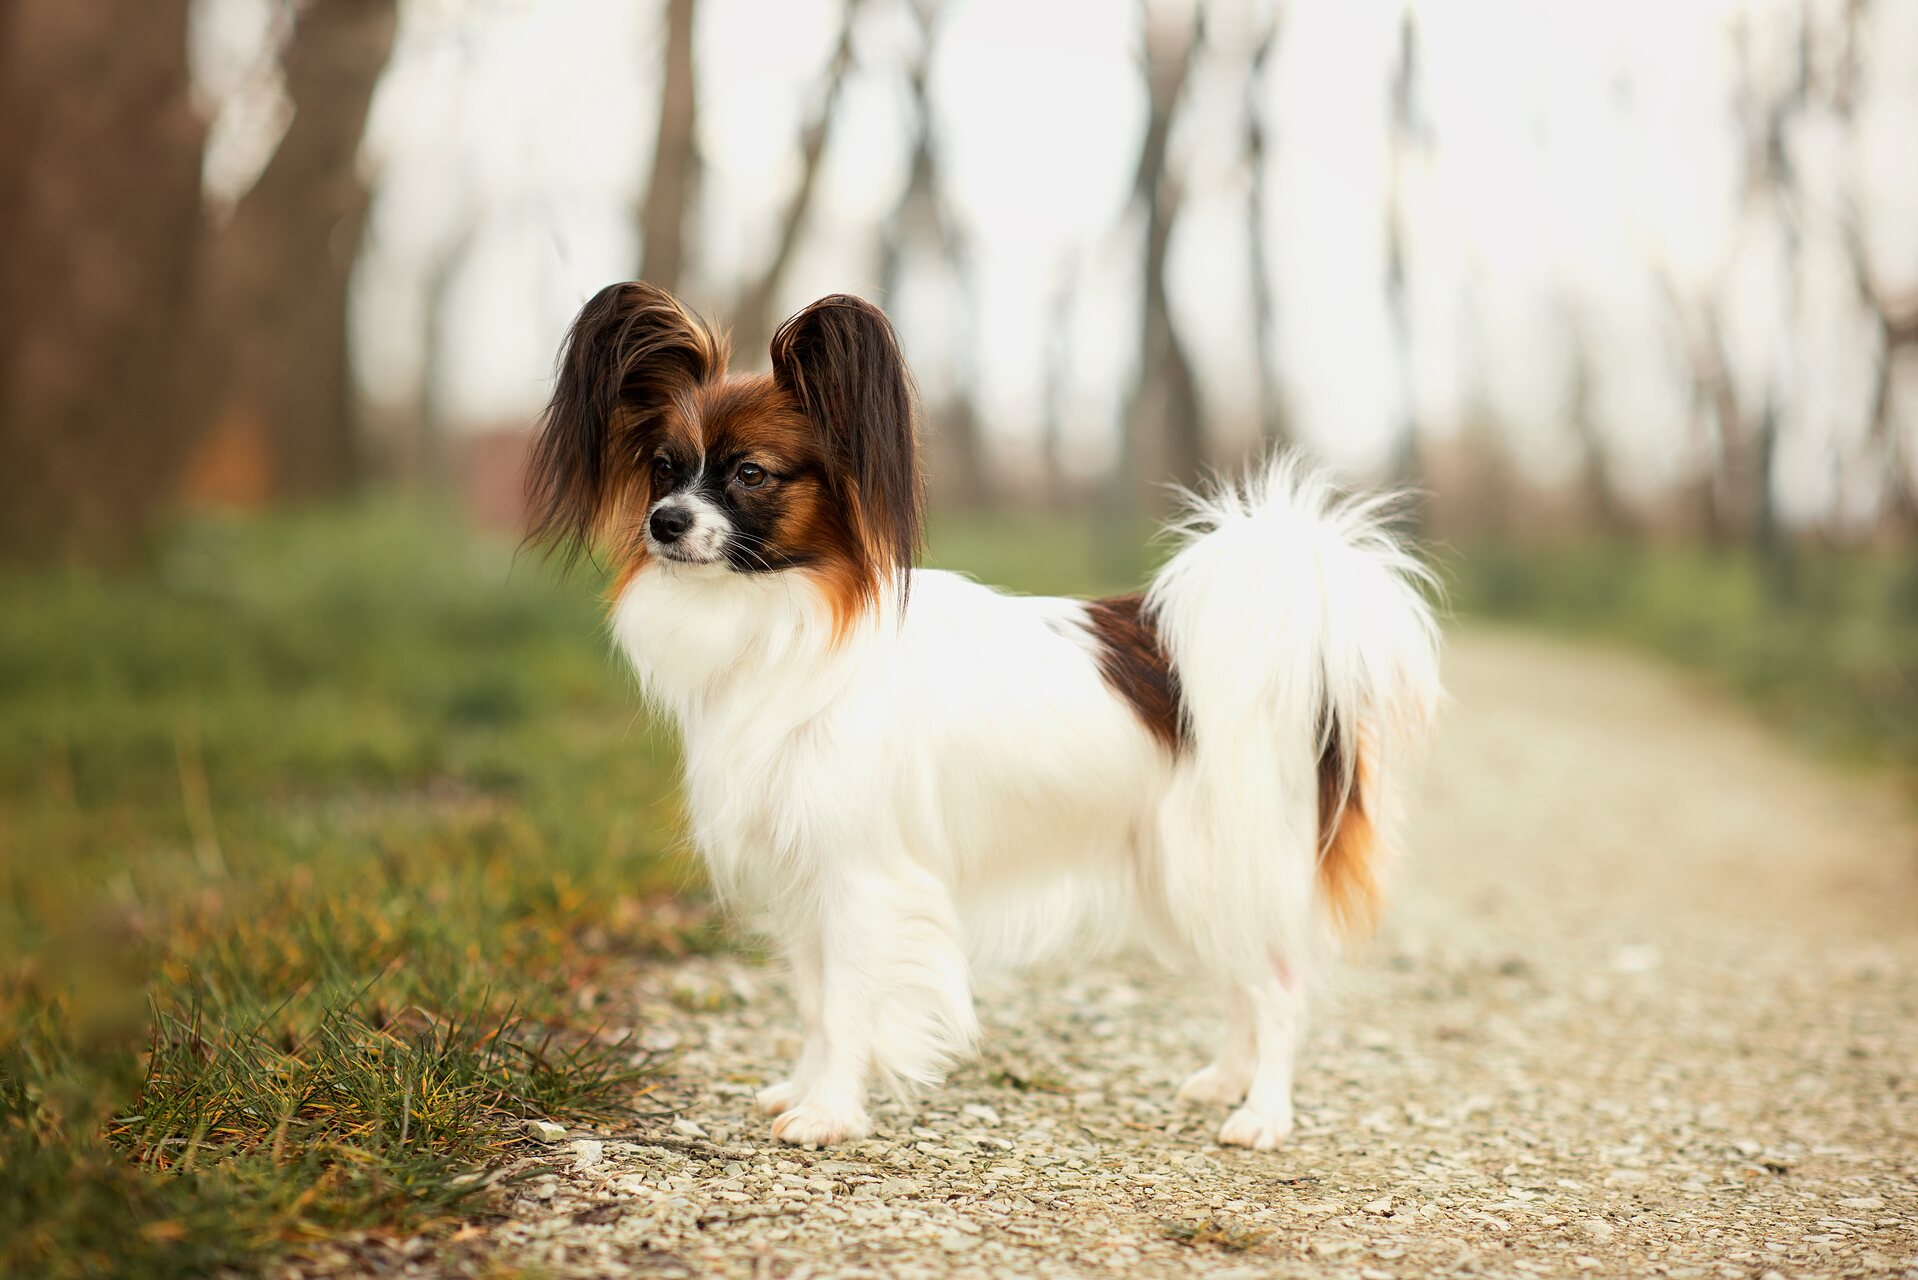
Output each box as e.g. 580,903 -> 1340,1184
1145,456 -> 1442,956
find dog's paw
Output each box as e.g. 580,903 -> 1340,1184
1217,1102 -> 1294,1151
754,1081 -> 800,1116
771,1103 -> 870,1146
1177,1062 -> 1251,1107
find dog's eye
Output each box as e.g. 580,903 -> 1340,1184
734,463 -> 767,489
652,456 -> 674,485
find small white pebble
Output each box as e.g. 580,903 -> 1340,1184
1610,944 -> 1661,973
1363,1196 -> 1394,1216
524,1119 -> 568,1144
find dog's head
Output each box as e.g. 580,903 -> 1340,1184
527,284 -> 922,628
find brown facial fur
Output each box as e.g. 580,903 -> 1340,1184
528,285 -> 923,637
1082,593 -> 1187,752
674,375 -> 878,637
527,281 -> 728,565
771,295 -> 923,615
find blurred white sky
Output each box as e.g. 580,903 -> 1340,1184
196,0 -> 1918,517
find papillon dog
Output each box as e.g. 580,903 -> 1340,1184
528,283 -> 1442,1150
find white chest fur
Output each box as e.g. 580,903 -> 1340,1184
609,564 -> 1168,916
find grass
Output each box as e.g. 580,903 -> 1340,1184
925,509 -> 1139,596
0,501 -> 1136,1278
0,504 -> 707,1278
6,499 -> 1908,1277
1451,540 -> 1918,786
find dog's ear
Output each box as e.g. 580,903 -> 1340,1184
770,294 -> 923,601
527,282 -> 727,560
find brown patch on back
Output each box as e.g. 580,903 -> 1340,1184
1316,722 -> 1381,942
1082,594 -> 1186,751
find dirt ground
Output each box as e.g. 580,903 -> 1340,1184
384,628 -> 1918,1279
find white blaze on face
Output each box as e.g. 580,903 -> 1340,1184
646,487 -> 735,565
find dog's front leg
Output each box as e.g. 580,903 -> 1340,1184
755,933 -> 823,1118
769,863 -> 976,1146
766,890 -> 878,1146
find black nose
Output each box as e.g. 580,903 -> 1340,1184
649,505 -> 693,543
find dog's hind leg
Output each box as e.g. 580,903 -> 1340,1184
1216,958 -> 1305,1150
1147,757 -> 1317,1147
1177,983 -> 1255,1106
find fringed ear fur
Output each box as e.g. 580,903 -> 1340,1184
769,294 -> 923,606
526,282 -> 727,561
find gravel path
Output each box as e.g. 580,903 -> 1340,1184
471,629 -> 1916,1279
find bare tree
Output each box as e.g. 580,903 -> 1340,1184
1839,219 -> 1918,529
1656,264 -> 1738,543
1723,5 -> 1807,565
1647,6 -> 1808,560
731,0 -> 866,360
1244,0 -> 1289,448
1835,0 -> 1918,531
1559,303 -> 1632,535
0,0 -> 208,559
416,216 -> 480,485
1382,6 -> 1424,497
878,0 -> 990,505
639,0 -> 699,294
1042,263 -> 1078,507
1117,0 -> 1207,515
194,0 -> 399,501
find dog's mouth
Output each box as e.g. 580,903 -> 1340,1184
647,537 -> 726,567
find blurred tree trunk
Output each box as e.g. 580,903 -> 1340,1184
1843,242 -> 1918,531
731,0 -> 863,360
1562,306 -> 1632,535
1244,3 -> 1289,449
879,0 -> 990,506
1658,266 -> 1736,545
1836,0 -> 1918,534
415,217 -> 479,487
1383,7 -> 1424,503
0,0 -> 207,560
192,0 -> 398,502
638,0 -> 699,294
1042,264 -> 1077,507
1116,0 -> 1206,518
1728,6 -> 1803,581
1650,9 -> 1808,557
